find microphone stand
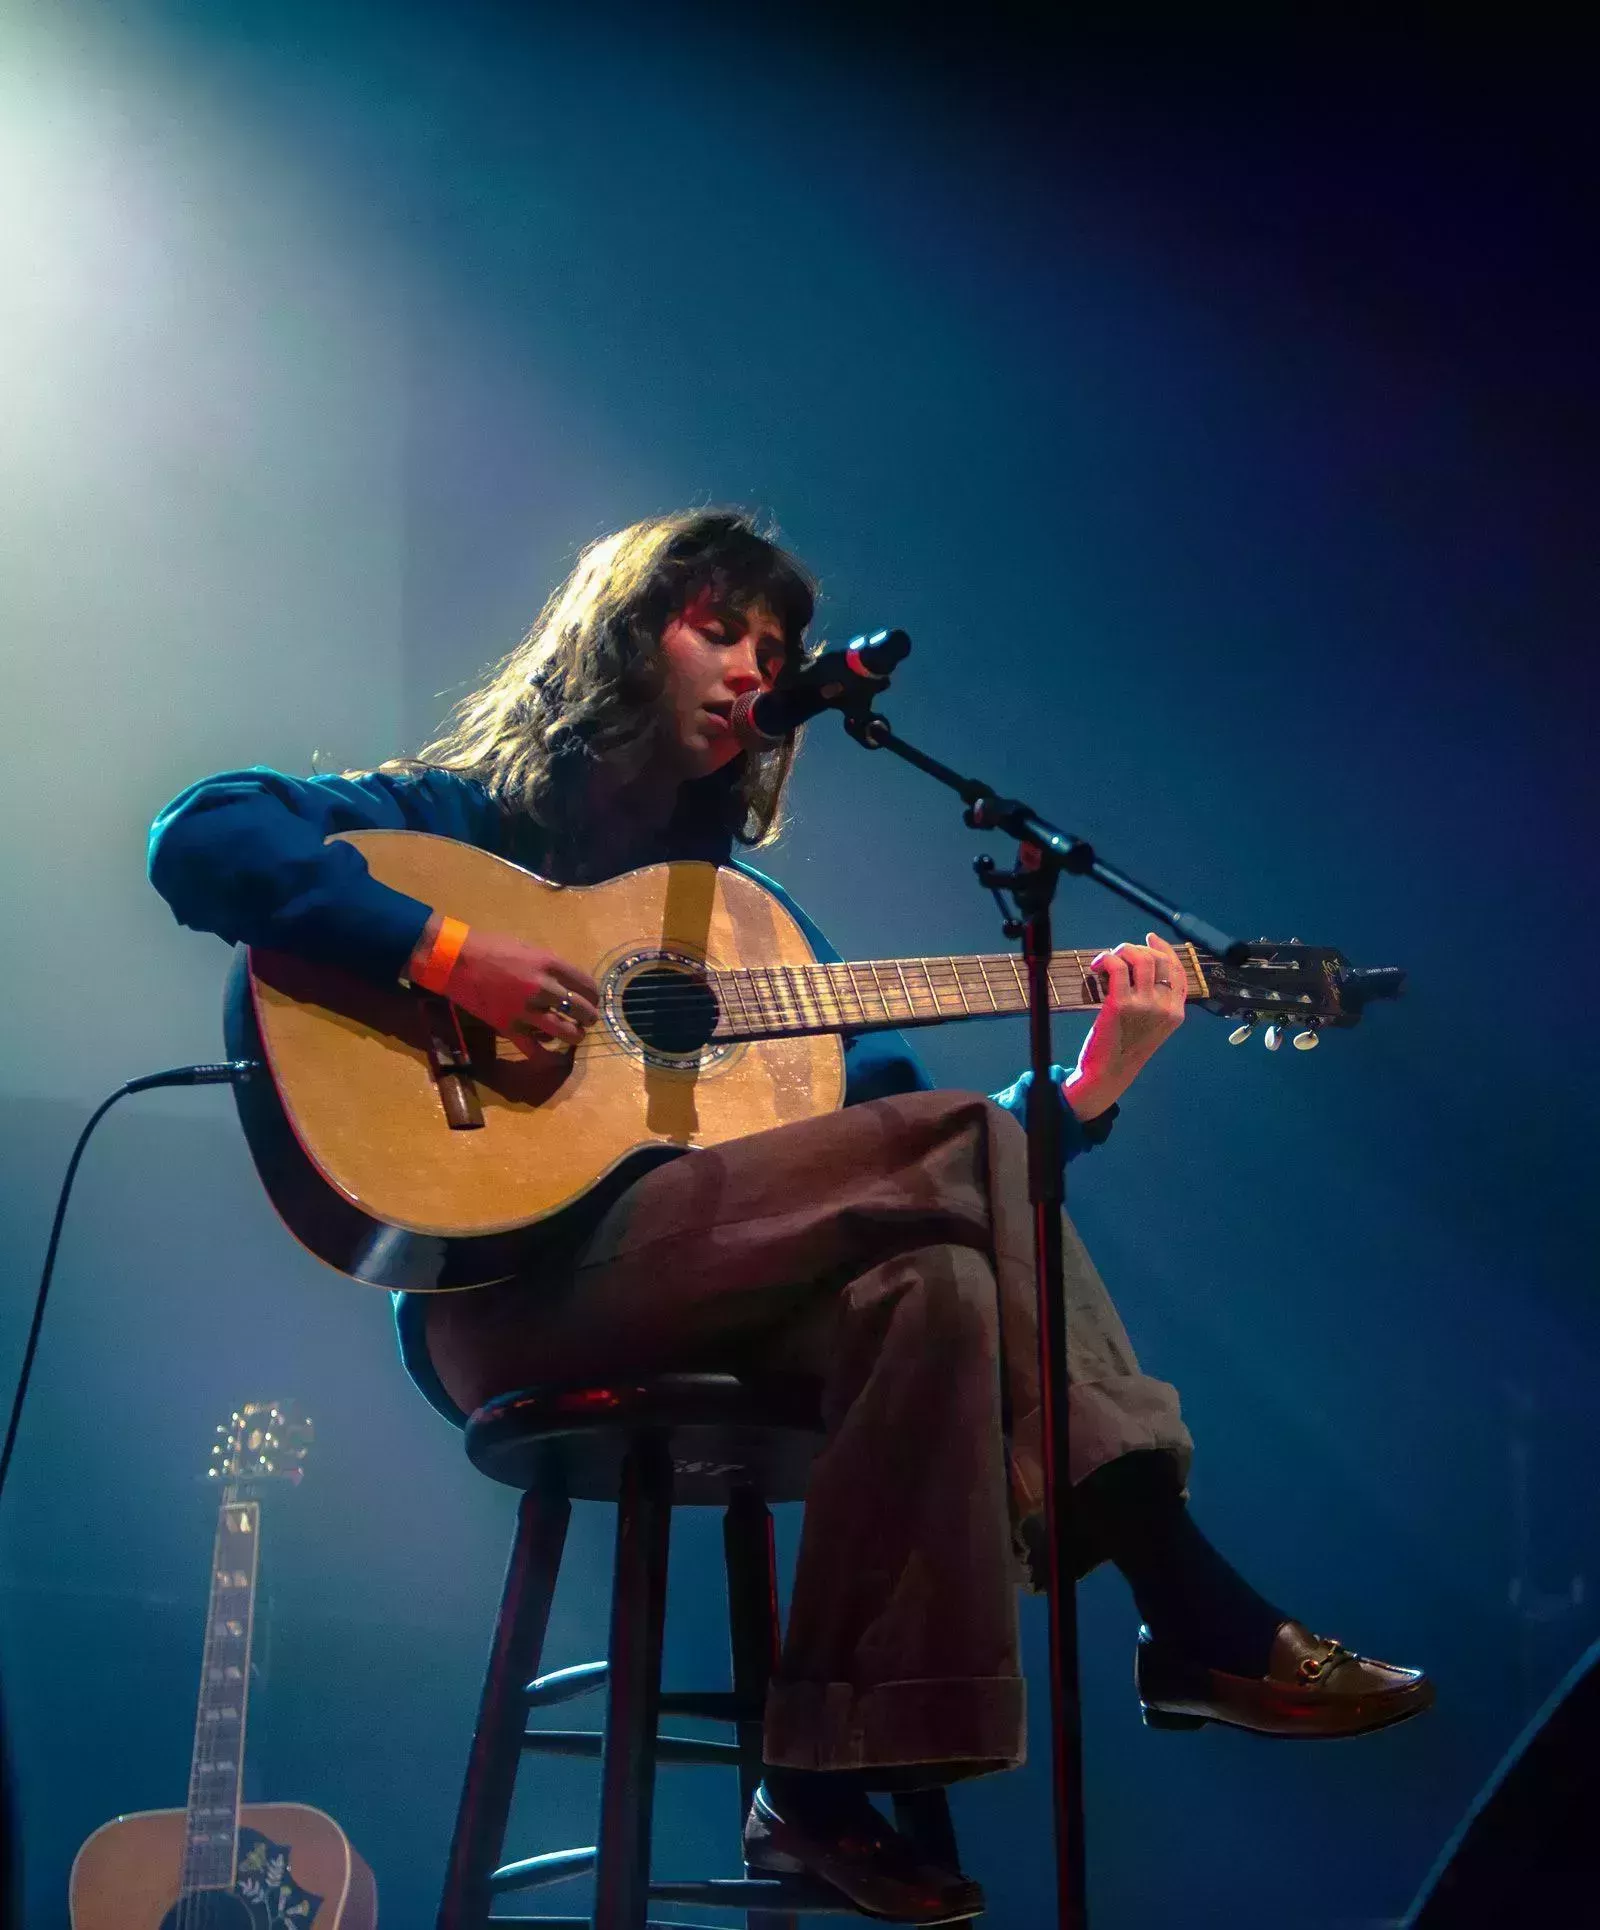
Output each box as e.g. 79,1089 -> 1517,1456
836,696 -> 1245,1930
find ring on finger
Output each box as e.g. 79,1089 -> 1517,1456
553,993 -> 576,1019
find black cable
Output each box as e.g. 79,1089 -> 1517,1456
0,1061 -> 258,1509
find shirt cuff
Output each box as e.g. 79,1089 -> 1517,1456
988,1066 -> 1120,1162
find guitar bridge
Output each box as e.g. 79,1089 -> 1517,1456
419,997 -> 484,1129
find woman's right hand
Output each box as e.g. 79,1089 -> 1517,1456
409,916 -> 601,1054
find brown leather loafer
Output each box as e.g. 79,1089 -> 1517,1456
744,1782 -> 985,1924
1136,1620 -> 1435,1738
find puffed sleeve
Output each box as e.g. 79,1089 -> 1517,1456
148,764 -> 502,982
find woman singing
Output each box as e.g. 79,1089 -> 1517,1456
149,508 -> 1431,1921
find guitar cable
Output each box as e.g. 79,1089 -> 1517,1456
0,1061 -> 260,1510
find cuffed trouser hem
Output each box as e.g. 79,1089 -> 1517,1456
763,1674 -> 1026,1776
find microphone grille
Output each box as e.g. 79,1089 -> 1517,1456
729,691 -> 786,751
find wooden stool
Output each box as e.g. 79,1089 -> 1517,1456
435,1373 -> 967,1929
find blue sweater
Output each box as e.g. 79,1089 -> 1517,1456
149,765 -> 1115,1419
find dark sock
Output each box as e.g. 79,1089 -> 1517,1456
1073,1450 -> 1286,1677
763,1762 -> 986,1804
763,1765 -> 874,1808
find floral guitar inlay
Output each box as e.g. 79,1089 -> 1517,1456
231,1826 -> 324,1925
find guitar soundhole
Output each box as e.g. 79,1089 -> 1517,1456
620,964 -> 719,1057
160,1893 -> 254,1930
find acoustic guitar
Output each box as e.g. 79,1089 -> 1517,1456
224,830 -> 1402,1293
69,1404 -> 377,1930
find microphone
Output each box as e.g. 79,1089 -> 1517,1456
731,628 -> 911,748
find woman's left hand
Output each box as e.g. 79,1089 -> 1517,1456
1063,932 -> 1189,1120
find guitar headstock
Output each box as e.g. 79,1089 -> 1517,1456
1198,941 -> 1405,1050
209,1400 -> 313,1486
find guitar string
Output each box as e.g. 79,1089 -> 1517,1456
594,951 -> 1131,991
180,1499 -> 233,1923
185,1501 -> 232,1924
179,1494 -> 257,1922
540,970 -> 1148,1036
555,965 -> 1118,1034
542,998 -> 1124,1067
562,948 -> 1202,1005
565,957 -> 1142,1019
511,958 -> 1215,1063
569,987 -> 1112,1024
447,950 -> 1225,1065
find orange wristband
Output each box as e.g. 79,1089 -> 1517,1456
410,915 -> 470,994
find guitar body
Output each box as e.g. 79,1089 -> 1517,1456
222,828 -> 1392,1293
69,1803 -> 377,1930
227,833 -> 845,1291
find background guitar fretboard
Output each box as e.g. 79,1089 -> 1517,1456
179,1498 -> 259,1896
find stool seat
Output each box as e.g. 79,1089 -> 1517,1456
464,1372 -> 825,1504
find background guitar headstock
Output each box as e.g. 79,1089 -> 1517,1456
1198,941 -> 1405,1051
208,1400 -> 313,1486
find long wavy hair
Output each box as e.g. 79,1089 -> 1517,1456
394,510 -> 815,868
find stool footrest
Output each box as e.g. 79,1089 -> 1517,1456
523,1659 -> 607,1707
521,1726 -> 742,1766
657,1689 -> 750,1721
489,1846 -> 594,1894
489,1920 -> 746,1928
522,1673 -> 753,1722
483,1918 -> 595,1927
651,1874 -> 881,1913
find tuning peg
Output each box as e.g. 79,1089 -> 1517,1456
1264,1023 -> 1285,1050
1293,1030 -> 1319,1051
1227,1023 -> 1253,1045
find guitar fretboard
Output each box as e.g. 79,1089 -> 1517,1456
179,1497 -> 259,1896
705,946 -> 1208,1040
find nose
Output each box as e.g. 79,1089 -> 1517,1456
722,635 -> 766,694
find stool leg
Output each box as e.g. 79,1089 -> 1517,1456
724,1485 -> 797,1930
437,1481 -> 571,1930
594,1435 -> 672,1930
723,1485 -> 779,1818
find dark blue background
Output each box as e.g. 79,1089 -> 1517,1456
3,6 -> 1596,1926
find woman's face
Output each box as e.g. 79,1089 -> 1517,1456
657,588 -> 789,778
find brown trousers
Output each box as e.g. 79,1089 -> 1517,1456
424,1090 -> 1192,1775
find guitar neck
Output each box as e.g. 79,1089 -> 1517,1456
178,1493 -> 261,1896
707,944 -> 1211,1041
